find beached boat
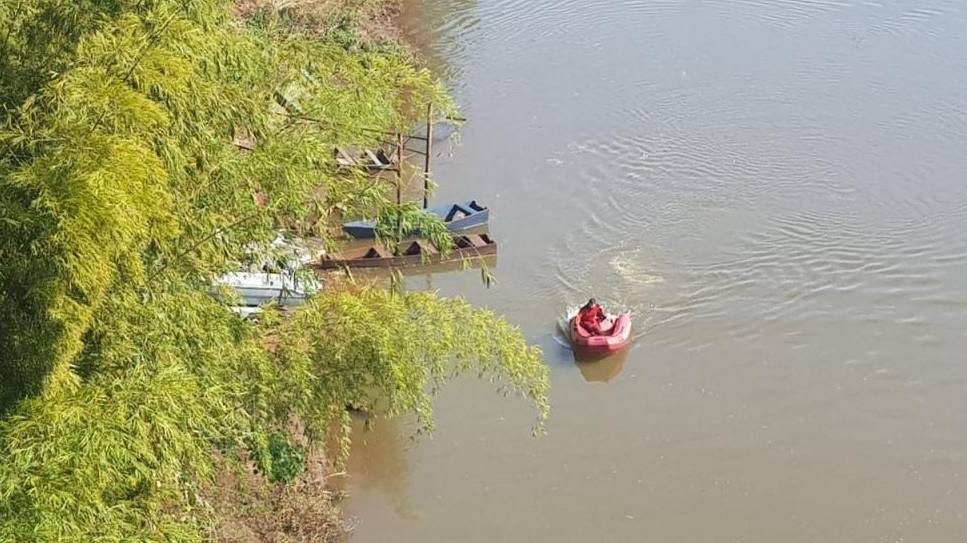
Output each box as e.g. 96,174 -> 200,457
316,233 -> 496,270
569,312 -> 632,354
342,201 -> 490,238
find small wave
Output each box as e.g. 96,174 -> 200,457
610,254 -> 665,287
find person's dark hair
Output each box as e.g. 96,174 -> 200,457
583,298 -> 596,310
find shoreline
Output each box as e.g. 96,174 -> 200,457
216,2 -> 460,541
0,1 -> 545,541
216,3 -> 456,541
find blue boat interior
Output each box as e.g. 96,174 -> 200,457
440,200 -> 486,222
343,201 -> 488,239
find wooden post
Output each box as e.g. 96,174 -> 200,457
423,103 -> 433,209
396,131 -> 403,205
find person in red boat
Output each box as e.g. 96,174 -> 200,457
578,298 -> 607,335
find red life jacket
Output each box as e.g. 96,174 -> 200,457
579,305 -> 604,327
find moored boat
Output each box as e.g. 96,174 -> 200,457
342,201 -> 490,239
316,233 -> 497,270
210,271 -> 320,319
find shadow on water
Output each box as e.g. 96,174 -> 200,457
335,414 -> 417,519
573,347 -> 631,383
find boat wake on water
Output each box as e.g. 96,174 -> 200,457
609,253 -> 665,287
554,306 -> 583,350
547,248 -> 660,348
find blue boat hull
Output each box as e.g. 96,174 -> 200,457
343,201 -> 490,238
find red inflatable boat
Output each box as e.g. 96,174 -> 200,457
569,313 -> 632,354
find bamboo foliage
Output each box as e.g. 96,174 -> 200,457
0,285 -> 549,540
0,1 -> 547,540
0,0 -> 452,403
269,289 -> 550,455
374,202 -> 456,255
0,288 -> 269,541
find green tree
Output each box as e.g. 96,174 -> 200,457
0,0 -> 450,406
0,1 -> 548,540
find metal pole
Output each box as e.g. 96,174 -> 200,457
396,131 -> 403,205
423,103 -> 433,209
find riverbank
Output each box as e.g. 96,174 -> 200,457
235,0 -> 403,44
176,2 -> 456,541
0,0 -> 548,541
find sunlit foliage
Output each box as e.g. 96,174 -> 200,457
374,202 -> 456,255
0,0 -> 547,540
0,0 -> 451,405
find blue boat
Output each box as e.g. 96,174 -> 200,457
342,201 -> 490,239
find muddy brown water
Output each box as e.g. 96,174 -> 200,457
342,1 -> 967,541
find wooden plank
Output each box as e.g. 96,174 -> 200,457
334,147 -> 355,167
364,149 -> 383,167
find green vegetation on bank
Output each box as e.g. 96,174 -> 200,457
0,1 -> 548,540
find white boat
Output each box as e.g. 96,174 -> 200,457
211,234 -> 324,317
212,271 -> 319,311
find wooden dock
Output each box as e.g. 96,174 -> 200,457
314,234 -> 496,270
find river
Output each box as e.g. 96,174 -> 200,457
344,1 -> 967,541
